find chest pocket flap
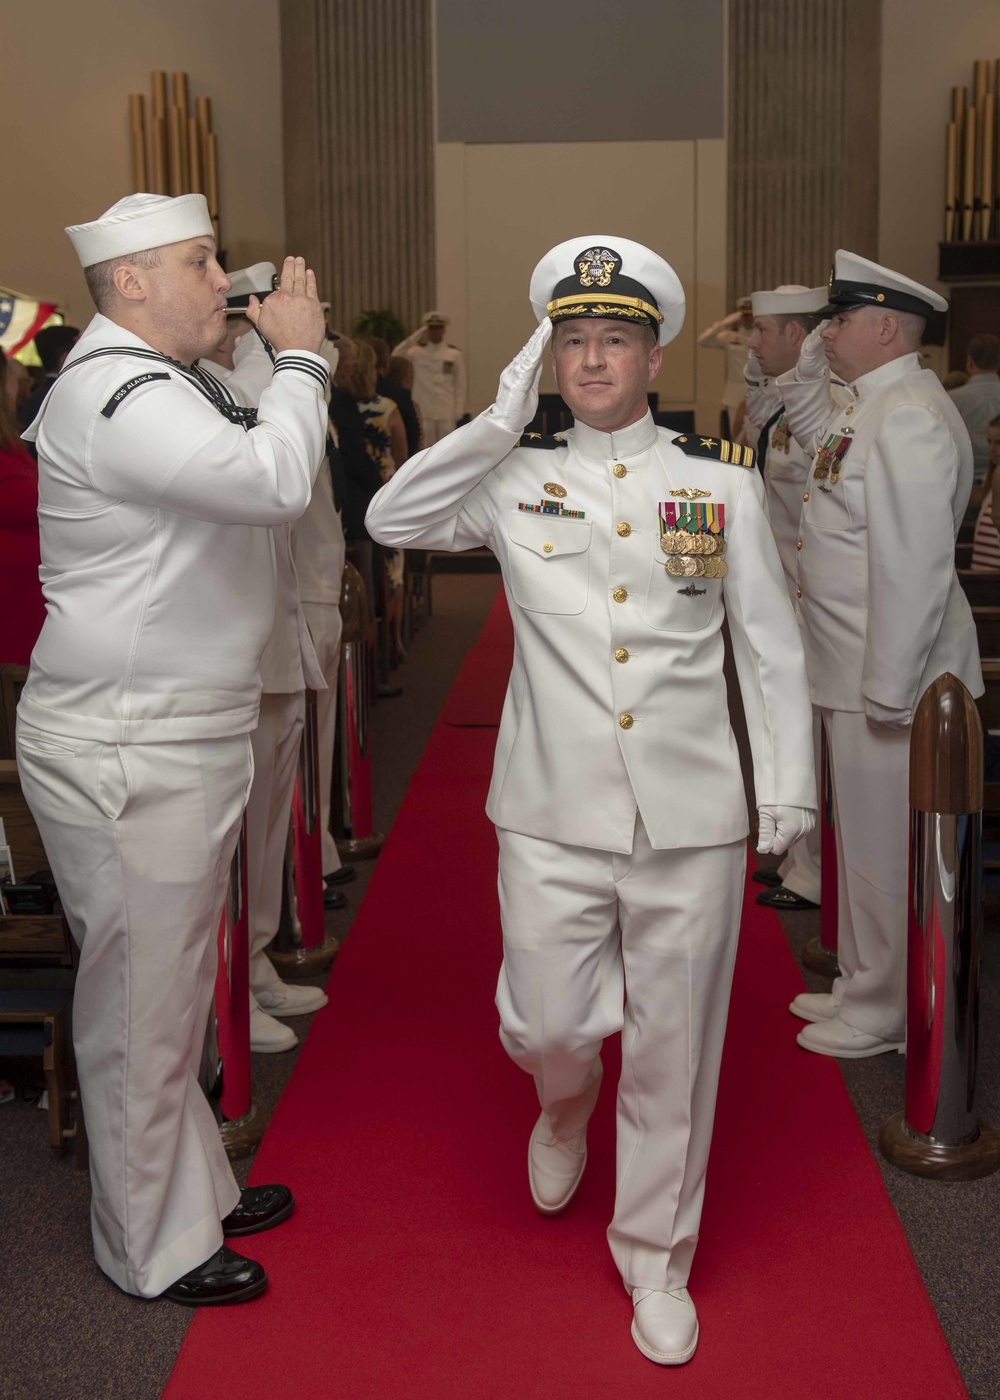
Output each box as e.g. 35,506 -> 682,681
507,510 -> 592,614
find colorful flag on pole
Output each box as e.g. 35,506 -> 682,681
0,288 -> 61,358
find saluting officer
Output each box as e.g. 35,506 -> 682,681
394,310 -> 466,445
367,236 -> 815,1366
778,250 -> 983,1057
16,194 -> 329,1305
742,284 -> 830,913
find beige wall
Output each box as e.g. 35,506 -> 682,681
880,0 -> 1000,291
3,0 -> 284,328
435,140 -> 728,431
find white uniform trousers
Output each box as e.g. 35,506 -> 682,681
495,815 -> 745,1292
302,601 -> 344,877
15,721 -> 247,1297
420,417 -> 455,447
776,707 -> 822,903
822,709 -> 910,1040
247,691 -> 304,997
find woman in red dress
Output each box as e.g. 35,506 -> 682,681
0,349 -> 46,664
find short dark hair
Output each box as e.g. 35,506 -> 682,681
363,336 -> 391,373
775,311 -> 824,335
83,248 -> 162,314
33,324 -> 80,373
968,333 -> 1000,373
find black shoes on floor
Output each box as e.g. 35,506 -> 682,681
161,1185 -> 295,1307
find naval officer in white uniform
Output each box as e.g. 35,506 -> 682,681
16,194 -> 329,1304
367,236 -> 816,1365
743,284 -> 829,912
394,310 -> 467,445
776,251 -> 983,1057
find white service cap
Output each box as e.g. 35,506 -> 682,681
422,310 -> 449,326
751,284 -> 828,317
226,262 -> 278,310
65,192 -> 214,269
529,235 -> 686,347
821,250 -> 948,317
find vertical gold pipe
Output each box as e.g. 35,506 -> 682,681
206,133 -> 220,247
167,106 -> 184,196
128,94 -> 147,191
945,121 -> 958,241
151,115 -> 168,194
172,71 -> 190,118
151,70 -> 167,119
974,59 -> 989,106
982,94 -> 995,241
188,115 -> 203,193
962,101 -> 977,239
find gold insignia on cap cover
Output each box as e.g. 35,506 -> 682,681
578,248 -> 618,288
543,482 -> 567,498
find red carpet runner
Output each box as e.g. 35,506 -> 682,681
165,595 -> 966,1400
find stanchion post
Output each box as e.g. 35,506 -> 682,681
210,816 -> 266,1158
881,673 -> 1000,1180
802,724 -> 841,979
335,562 -> 385,861
269,689 -> 339,981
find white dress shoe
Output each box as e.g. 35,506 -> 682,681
630,1287 -> 699,1366
527,1115 -> 587,1215
789,991 -> 841,1024
249,1003 -> 299,1054
797,1015 -> 904,1058
255,981 -> 329,1018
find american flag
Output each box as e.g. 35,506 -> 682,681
0,287 -> 61,356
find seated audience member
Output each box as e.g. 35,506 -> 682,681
949,333 -> 1000,484
971,413 -> 1000,572
18,323 -> 80,430
0,349 -> 46,662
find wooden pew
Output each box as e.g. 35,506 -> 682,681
959,570 -> 1000,608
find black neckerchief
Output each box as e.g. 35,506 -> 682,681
58,345 -> 259,430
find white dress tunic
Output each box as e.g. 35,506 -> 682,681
16,313 -> 328,1297
366,409 -> 814,1289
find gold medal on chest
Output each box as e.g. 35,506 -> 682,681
543,482 -> 567,499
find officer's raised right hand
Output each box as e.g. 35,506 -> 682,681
490,319 -> 553,435
246,255 -> 326,355
795,320 -> 831,381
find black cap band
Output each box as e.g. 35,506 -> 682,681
821,279 -> 936,319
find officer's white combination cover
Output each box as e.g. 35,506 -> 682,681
227,262 -> 278,302
66,192 -> 214,269
529,235 -> 686,347
751,285 -> 827,317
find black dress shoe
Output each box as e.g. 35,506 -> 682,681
323,886 -> 347,910
752,867 -> 783,888
161,1246 -> 267,1307
324,864 -> 356,887
222,1183 -> 295,1238
377,682 -> 403,699
756,885 -> 820,911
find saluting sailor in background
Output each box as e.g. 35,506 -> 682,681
777,251 -> 983,1058
367,236 -> 816,1366
742,284 -> 830,913
201,263 -> 330,1054
16,194 -> 329,1305
394,310 -> 466,445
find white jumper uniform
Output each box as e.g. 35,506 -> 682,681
366,409 -> 814,1290
16,314 -> 328,1297
782,353 -> 982,1039
394,331 -> 467,445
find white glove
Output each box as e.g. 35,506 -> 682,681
488,319 -> 553,435
794,322 -> 830,382
757,805 -> 816,856
865,699 -> 912,731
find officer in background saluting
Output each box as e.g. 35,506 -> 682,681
16,193 -> 329,1306
777,251 -> 983,1058
367,236 -> 815,1366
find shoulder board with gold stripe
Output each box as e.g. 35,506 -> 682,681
516,432 -> 567,450
673,434 -> 756,469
